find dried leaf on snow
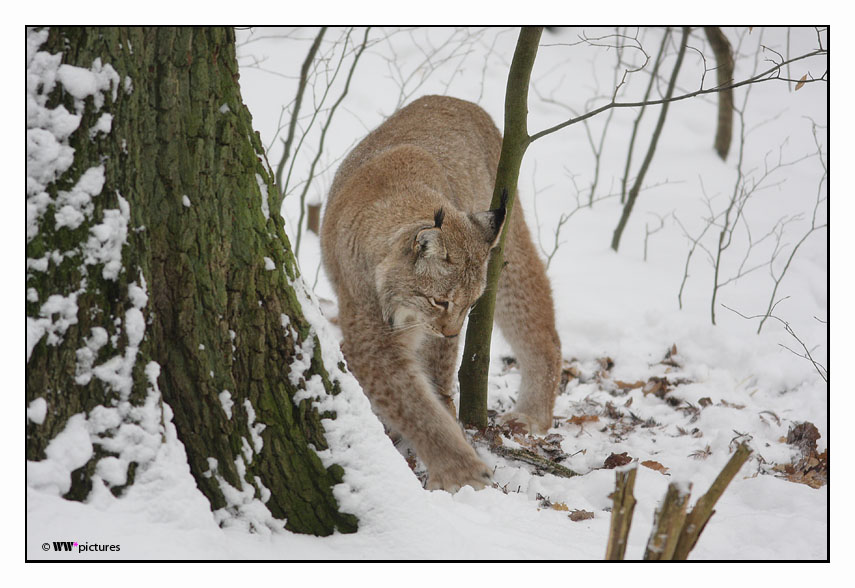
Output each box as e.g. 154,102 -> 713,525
641,459 -> 670,475
567,414 -> 600,426
603,452 -> 633,469
569,509 -> 595,522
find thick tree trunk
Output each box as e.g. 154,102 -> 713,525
26,27 -> 356,536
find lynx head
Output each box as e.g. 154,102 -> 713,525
376,191 -> 508,339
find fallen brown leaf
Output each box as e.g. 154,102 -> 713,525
641,459 -> 669,475
776,422 -> 827,488
567,414 -> 600,426
569,509 -> 595,522
603,452 -> 632,469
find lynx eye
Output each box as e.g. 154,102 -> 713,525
428,297 -> 449,310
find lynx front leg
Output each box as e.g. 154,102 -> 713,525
494,212 -> 562,434
420,335 -> 460,418
340,312 -> 491,492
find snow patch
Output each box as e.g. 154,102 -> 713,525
27,292 -> 80,360
56,57 -> 120,112
287,333 -> 315,391
83,192 -> 130,280
74,326 -> 109,385
54,165 -> 106,230
27,414 -> 93,495
219,391 -> 234,419
255,173 -> 269,220
89,112 -> 113,138
244,399 -> 265,454
27,397 -> 48,425
209,456 -> 286,535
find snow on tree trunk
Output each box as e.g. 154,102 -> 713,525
26,26 -> 357,536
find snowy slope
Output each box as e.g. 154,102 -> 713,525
26,26 -> 828,563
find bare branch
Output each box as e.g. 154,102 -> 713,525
721,304 -> 827,383
529,47 -> 826,144
274,27 -> 327,195
612,27 -> 691,252
621,28 -> 671,205
295,27 -> 371,257
643,212 -> 667,262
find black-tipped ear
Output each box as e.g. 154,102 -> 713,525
471,188 -> 509,249
494,188 -> 508,233
434,207 -> 445,229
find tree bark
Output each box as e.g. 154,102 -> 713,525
26,27 -> 356,536
457,26 -> 542,429
643,482 -> 691,560
703,27 -> 735,160
672,443 -> 751,559
604,466 -> 638,560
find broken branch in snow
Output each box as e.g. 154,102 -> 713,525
605,464 -> 638,560
644,481 -> 691,560
492,445 -> 580,478
607,443 -> 751,560
672,442 -> 752,559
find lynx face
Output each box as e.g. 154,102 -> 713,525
377,201 -> 506,340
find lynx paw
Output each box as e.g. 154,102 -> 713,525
425,456 -> 492,493
499,411 -> 551,435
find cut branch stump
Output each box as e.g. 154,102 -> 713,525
605,465 -> 638,560
644,482 -> 691,560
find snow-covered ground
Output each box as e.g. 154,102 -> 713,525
26,26 -> 828,566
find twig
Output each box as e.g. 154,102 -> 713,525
672,443 -> 752,559
643,212 -> 667,262
280,28 -> 356,200
757,120 -> 827,334
611,27 -> 690,252
644,482 -> 691,560
274,27 -> 326,196
528,47 -> 826,144
721,303 -> 827,383
491,445 -> 580,478
621,28 -> 671,205
295,27 -> 371,257
605,465 -> 638,560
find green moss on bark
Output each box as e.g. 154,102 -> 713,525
27,27 -> 357,536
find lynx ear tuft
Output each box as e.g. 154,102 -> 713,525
471,188 -> 509,249
434,207 -> 445,229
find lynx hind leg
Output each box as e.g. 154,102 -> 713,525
494,212 -> 561,435
340,313 -> 491,492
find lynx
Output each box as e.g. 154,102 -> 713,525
321,95 -> 561,492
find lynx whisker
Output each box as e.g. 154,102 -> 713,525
390,320 -> 427,333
